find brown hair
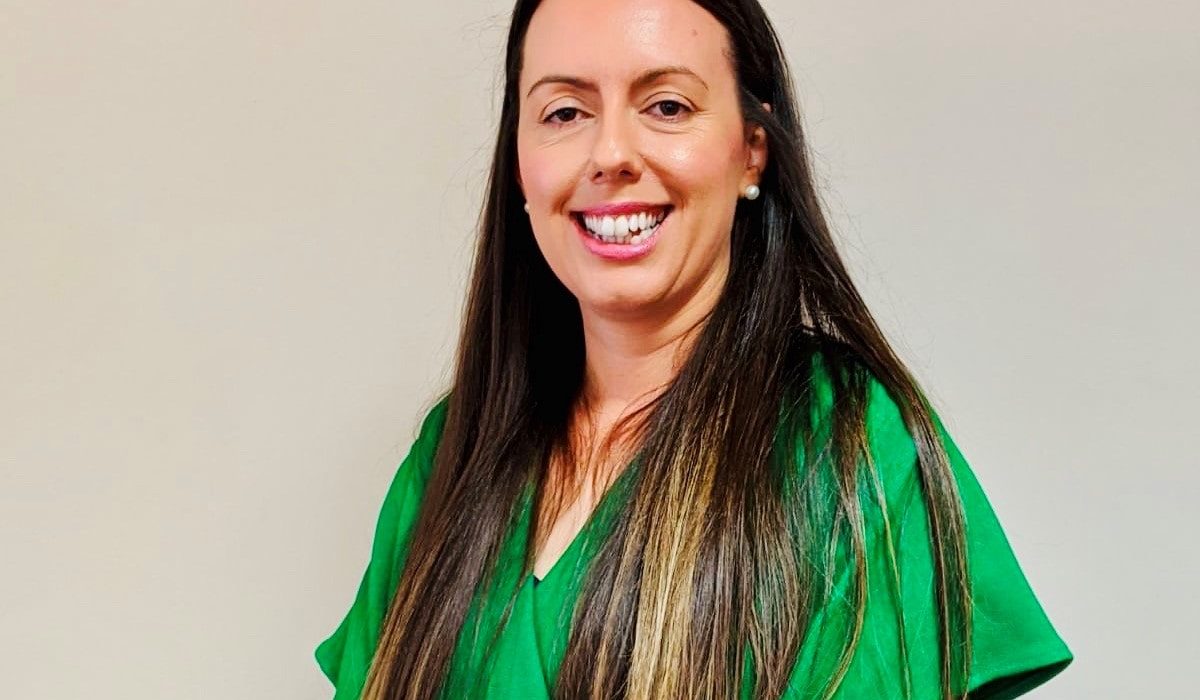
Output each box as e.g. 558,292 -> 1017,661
362,1 -> 972,697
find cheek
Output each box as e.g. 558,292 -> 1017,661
517,144 -> 577,203
657,138 -> 743,200
652,139 -> 742,260
516,147 -> 574,274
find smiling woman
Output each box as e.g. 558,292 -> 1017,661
314,0 -> 1073,698
517,4 -> 766,321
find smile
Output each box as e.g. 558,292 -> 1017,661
570,206 -> 672,246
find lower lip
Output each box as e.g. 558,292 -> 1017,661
573,212 -> 669,261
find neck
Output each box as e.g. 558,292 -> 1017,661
578,269 -> 726,413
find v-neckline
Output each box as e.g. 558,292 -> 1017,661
529,462 -> 638,588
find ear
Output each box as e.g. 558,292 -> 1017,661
743,102 -> 771,188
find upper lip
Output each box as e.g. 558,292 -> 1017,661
573,201 -> 672,217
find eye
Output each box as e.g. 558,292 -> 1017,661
543,106 -> 586,126
647,99 -> 693,122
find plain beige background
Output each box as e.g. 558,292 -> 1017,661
3,0 -> 1196,697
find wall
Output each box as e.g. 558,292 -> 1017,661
2,0 -> 1195,696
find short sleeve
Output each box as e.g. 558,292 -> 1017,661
921,408 -> 1074,697
314,396 -> 451,699
787,378 -> 1073,698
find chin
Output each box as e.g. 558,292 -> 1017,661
578,286 -> 667,318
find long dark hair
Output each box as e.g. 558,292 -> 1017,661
363,0 -> 972,697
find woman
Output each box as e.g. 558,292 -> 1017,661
315,0 -> 1073,697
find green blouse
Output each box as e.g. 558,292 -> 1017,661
315,371 -> 1072,699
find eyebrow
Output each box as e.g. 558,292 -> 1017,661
525,65 -> 709,99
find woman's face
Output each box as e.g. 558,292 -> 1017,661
516,0 -> 768,322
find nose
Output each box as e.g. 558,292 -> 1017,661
588,108 -> 642,185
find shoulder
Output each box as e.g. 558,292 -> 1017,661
370,392 -> 452,549
416,392 -> 452,449
399,392 -> 453,485
805,344 -> 1000,533
801,345 -> 927,507
799,347 -> 1074,697
314,392 -> 454,693
413,392 -> 452,469
389,390 -> 451,493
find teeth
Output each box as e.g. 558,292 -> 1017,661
580,209 -> 667,244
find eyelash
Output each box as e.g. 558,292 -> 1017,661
542,100 -> 693,127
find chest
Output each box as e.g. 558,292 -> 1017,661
532,489 -> 598,580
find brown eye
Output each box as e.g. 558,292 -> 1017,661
648,100 -> 692,121
544,107 -> 583,125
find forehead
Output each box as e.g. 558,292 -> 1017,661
520,0 -> 733,94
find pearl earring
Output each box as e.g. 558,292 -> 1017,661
743,184 -> 760,201
524,202 -> 530,213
